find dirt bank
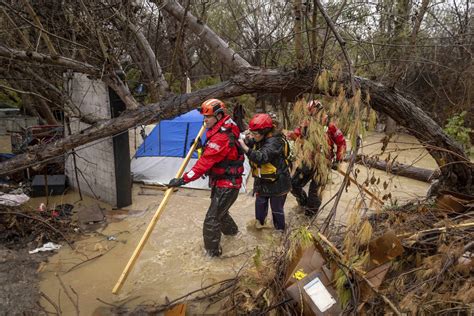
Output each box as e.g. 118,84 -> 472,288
0,246 -> 47,314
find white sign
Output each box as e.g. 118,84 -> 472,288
303,277 -> 337,312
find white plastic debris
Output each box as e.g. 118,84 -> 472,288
0,193 -> 30,206
29,242 -> 62,254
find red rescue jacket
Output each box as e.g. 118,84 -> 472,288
183,115 -> 244,189
287,116 -> 346,161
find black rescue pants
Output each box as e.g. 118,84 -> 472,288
203,187 -> 239,256
255,194 -> 287,230
290,166 -> 321,216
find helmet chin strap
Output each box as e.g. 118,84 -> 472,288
215,112 -> 224,120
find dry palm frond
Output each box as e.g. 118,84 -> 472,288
335,268 -> 352,308
357,220 -> 373,246
287,226 -> 314,261
317,70 -> 330,93
368,108 -> 377,131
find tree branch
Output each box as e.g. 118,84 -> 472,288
156,0 -> 251,70
0,67 -> 470,192
111,7 -> 170,98
0,44 -> 98,74
314,0 -> 355,94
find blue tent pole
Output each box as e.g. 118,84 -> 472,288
183,123 -> 190,157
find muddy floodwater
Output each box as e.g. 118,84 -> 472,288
33,132 -> 437,314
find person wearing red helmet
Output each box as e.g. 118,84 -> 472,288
287,100 -> 346,217
168,98 -> 244,257
238,113 -> 291,231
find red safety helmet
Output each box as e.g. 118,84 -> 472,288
307,99 -> 323,112
200,99 -> 225,116
249,113 -> 273,131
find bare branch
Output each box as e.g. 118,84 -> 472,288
0,44 -> 98,74
156,0 -> 251,70
103,73 -> 140,110
111,7 -> 170,98
20,0 -> 58,55
314,0 -> 355,95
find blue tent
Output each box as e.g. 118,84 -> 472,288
135,109 -> 206,159
131,109 -> 250,191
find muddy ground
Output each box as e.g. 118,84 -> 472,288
0,246 -> 48,314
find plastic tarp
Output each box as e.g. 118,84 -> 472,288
131,110 -> 250,192
135,109 -> 206,159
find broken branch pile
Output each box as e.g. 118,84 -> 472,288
0,205 -> 75,249
219,193 -> 473,315
364,196 -> 473,315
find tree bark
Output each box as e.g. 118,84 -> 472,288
156,0 -> 251,70
357,77 -> 472,193
0,45 -> 97,74
113,9 -> 170,98
0,66 -> 472,194
294,0 -> 304,68
356,155 -> 438,183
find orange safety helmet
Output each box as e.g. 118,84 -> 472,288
200,99 -> 226,116
249,113 -> 273,131
307,99 -> 323,112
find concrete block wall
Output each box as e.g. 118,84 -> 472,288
65,73 -> 118,206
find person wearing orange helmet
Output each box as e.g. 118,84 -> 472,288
168,98 -> 244,257
287,100 -> 346,217
238,113 -> 291,231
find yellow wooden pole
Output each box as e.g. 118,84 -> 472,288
112,124 -> 206,294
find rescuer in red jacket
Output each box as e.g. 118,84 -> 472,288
287,100 -> 346,217
168,99 -> 244,257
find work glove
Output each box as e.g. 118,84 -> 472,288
168,177 -> 185,187
190,138 -> 202,149
331,160 -> 340,171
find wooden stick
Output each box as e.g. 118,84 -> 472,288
397,222 -> 474,239
337,169 -> 384,206
112,124 -> 206,294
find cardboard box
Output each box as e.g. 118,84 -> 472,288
359,262 -> 392,302
369,230 -> 403,266
285,246 -> 327,288
286,270 -> 341,316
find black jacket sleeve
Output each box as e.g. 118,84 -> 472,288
247,137 -> 282,165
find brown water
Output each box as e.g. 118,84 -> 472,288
0,135 -> 12,153
36,132 -> 438,314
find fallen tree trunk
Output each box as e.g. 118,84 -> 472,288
0,67 -> 472,194
357,77 -> 472,194
356,155 -> 439,183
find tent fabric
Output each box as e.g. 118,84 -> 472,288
131,156 -> 251,192
135,109 -> 205,159
131,110 -> 250,192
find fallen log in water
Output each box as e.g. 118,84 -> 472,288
356,154 -> 439,183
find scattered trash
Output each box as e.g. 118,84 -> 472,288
107,236 -> 117,241
0,192 -> 30,206
37,203 -> 47,212
77,204 -> 106,231
286,269 -> 340,315
29,242 -> 61,254
53,204 -> 74,218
